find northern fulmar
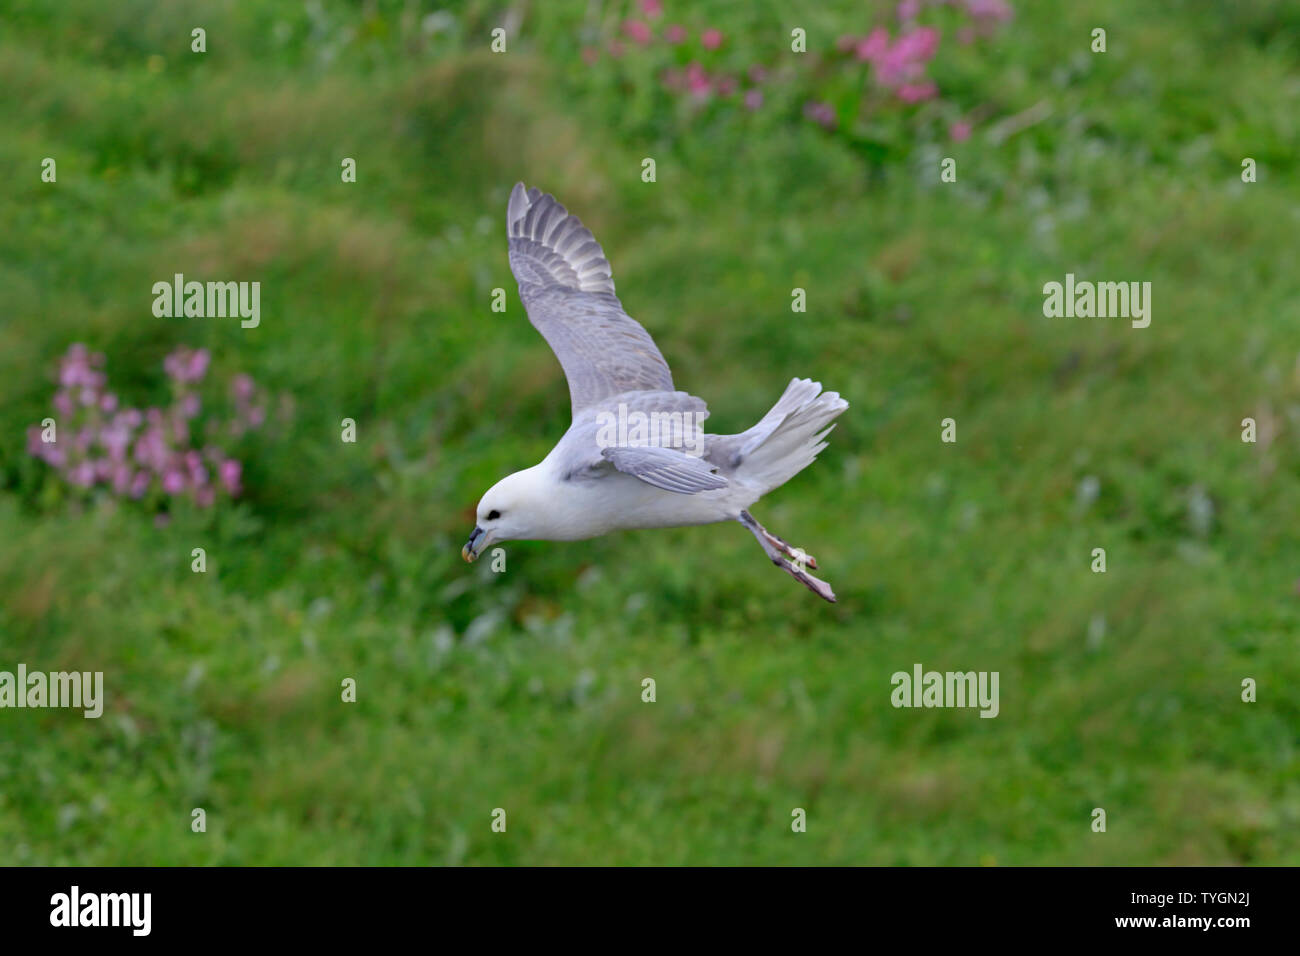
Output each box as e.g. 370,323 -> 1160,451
463,184 -> 848,602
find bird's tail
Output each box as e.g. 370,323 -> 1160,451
733,378 -> 848,494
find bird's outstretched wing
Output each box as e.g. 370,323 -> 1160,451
600,445 -> 728,494
507,183 -> 675,415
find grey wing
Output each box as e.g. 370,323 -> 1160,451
507,183 -> 675,414
601,445 -> 729,495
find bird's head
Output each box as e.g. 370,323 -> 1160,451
462,467 -> 545,562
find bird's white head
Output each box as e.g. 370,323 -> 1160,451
462,466 -> 551,562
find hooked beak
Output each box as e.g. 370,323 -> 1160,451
462,526 -> 486,563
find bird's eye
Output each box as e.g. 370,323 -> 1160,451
487,510 -> 501,521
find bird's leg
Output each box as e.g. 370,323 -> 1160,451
755,524 -> 817,569
737,510 -> 836,603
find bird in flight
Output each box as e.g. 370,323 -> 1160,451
463,183 -> 848,602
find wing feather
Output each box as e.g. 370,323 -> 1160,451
600,445 -> 728,495
507,183 -> 675,414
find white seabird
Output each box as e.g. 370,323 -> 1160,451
463,183 -> 849,602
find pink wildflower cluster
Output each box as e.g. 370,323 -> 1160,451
658,58 -> 770,111
661,60 -> 756,103
27,344 -> 267,510
819,0 -> 1011,135
583,1 -> 1011,142
837,25 -> 941,103
585,2 -> 759,108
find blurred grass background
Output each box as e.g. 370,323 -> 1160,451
0,0 -> 1298,864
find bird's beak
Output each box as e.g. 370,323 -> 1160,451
462,526 -> 486,563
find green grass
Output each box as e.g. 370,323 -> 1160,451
0,0 -> 1297,864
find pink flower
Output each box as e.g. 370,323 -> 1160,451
804,100 -> 837,129
897,0 -> 923,20
164,346 -> 210,384
965,0 -> 1012,21
897,81 -> 937,102
102,423 -> 132,461
607,40 -> 625,58
950,120 -> 973,141
856,27 -> 890,62
99,392 -> 118,413
664,24 -> 686,44
135,425 -> 168,471
582,46 -> 599,65
640,0 -> 663,17
169,416 -> 189,445
59,344 -> 102,388
232,374 -> 256,402
623,19 -> 652,45
700,28 -> 723,50
876,50 -> 911,85
164,351 -> 184,381
162,469 -> 185,494
219,459 -> 242,495
904,26 -> 939,60
686,62 -> 711,97
744,89 -> 763,110
70,461 -> 96,488
111,463 -> 132,494
188,348 -> 210,381
874,26 -> 940,85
